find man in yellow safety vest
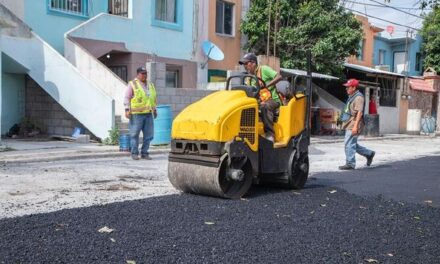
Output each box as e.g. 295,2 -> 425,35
124,66 -> 157,160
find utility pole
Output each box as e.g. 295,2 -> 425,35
266,0 -> 271,56
273,0 -> 279,57
403,29 -> 409,95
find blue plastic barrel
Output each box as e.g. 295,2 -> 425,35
119,134 -> 131,152
421,117 -> 436,134
151,105 -> 172,145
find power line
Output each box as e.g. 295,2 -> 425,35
368,0 -> 424,19
344,7 -> 421,31
343,0 -> 431,10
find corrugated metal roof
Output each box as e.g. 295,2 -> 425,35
409,79 -> 437,93
280,68 -> 339,80
344,63 -> 405,77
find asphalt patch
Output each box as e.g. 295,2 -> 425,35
1,186 -> 439,263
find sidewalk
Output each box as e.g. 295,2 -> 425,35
0,133 -> 434,164
0,138 -> 168,164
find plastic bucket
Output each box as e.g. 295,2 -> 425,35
406,109 -> 422,135
421,117 -> 436,134
119,134 -> 130,152
151,105 -> 172,145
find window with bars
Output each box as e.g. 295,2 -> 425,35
108,65 -> 128,83
166,67 -> 182,88
108,0 -> 129,17
49,0 -> 88,17
216,0 -> 234,35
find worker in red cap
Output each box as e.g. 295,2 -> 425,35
338,78 -> 375,170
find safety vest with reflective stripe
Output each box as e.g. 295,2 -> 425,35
256,66 -> 283,105
129,79 -> 157,114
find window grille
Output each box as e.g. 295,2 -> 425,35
49,0 -> 88,17
108,0 -> 128,17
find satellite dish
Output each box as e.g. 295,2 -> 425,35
201,40 -> 224,69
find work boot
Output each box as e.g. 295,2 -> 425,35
141,154 -> 152,160
338,164 -> 355,170
131,154 -> 139,160
366,151 -> 375,166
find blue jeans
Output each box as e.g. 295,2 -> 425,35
344,130 -> 373,168
129,113 -> 154,156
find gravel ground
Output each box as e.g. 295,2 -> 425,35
1,184 -> 439,264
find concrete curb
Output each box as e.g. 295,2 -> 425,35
0,148 -> 171,165
311,134 -> 435,144
1,135 -> 435,164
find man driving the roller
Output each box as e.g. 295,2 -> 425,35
239,53 -> 282,142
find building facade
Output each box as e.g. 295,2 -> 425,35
1,0 -> 233,139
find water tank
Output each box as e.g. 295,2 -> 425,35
151,105 -> 172,145
406,109 -> 422,135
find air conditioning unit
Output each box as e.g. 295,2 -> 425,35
375,65 -> 390,71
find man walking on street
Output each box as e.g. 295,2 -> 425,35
339,78 -> 375,170
239,53 -> 282,142
124,66 -> 157,160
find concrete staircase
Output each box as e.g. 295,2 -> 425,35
0,4 -> 115,139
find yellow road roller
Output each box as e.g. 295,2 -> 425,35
168,68 -> 312,199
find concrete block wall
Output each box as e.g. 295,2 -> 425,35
147,61 -> 214,118
156,88 -> 214,117
25,77 -> 91,137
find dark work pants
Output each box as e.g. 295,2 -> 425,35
260,99 -> 279,137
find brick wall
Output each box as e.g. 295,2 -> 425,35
25,76 -> 89,137
408,89 -> 434,116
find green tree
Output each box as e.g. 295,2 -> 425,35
240,0 -> 363,76
420,7 -> 440,72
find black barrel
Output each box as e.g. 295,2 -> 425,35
363,114 -> 380,137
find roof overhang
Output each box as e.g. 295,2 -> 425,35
280,68 -> 339,80
409,79 -> 437,93
344,63 -> 404,78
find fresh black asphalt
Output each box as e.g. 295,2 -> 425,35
1,156 -> 439,264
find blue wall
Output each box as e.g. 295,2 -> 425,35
373,34 -> 423,76
23,0 -> 195,61
68,0 -> 194,60
24,0 -> 108,53
1,73 -> 25,134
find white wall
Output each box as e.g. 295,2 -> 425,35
64,37 -> 126,119
378,89 -> 401,134
0,0 -> 24,20
0,42 -> 2,143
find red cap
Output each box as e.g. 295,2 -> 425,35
343,78 -> 359,87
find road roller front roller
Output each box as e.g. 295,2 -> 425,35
168,67 -> 313,199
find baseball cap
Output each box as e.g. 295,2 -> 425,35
137,66 -> 147,74
343,78 -> 359,87
239,53 -> 258,65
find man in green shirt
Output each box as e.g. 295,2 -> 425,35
239,53 -> 282,142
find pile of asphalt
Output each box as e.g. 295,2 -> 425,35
1,185 -> 439,263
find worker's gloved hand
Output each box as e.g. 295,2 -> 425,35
125,110 -> 131,119
153,109 -> 158,119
